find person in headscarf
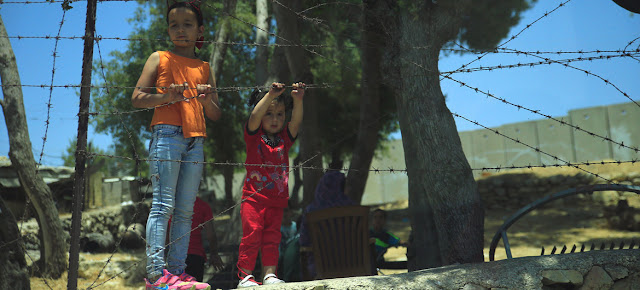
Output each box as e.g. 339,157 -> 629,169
298,160 -> 355,280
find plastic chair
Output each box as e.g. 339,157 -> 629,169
306,205 -> 372,279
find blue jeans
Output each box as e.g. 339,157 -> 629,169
146,125 -> 204,278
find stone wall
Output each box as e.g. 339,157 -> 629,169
263,250 -> 640,290
477,170 -> 640,211
20,203 -> 149,252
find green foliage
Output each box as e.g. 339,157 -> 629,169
458,0 -> 537,51
62,138 -> 120,177
300,0 -> 398,163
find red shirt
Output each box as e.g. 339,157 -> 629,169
188,197 -> 213,258
170,197 -> 213,259
242,123 -> 295,208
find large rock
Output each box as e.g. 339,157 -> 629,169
121,223 -> 145,249
580,266 -> 613,290
541,269 -> 583,286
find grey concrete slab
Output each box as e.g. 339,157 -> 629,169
607,102 -> 640,161
501,121 -> 541,167
467,129 -> 506,172
537,118 -> 575,164
568,106 -> 612,162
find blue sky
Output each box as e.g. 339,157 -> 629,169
0,0 -> 638,167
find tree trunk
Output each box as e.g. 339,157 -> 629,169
0,196 -> 30,290
210,0 -> 237,82
222,165 -> 234,207
0,14 -> 67,278
210,0 -> 237,205
273,0 -> 322,207
345,0 -> 386,204
255,0 -> 269,85
289,155 -> 302,208
377,1 -> 484,268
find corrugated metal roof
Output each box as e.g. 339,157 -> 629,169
0,157 -> 75,188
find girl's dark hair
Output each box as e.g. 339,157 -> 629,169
166,1 -> 204,26
248,88 -> 293,112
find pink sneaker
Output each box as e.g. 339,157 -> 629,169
175,272 -> 211,290
145,269 -> 180,290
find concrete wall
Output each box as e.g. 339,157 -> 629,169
461,101 -> 639,175
360,101 -> 640,205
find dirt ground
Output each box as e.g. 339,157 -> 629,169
29,164 -> 640,289
30,205 -> 639,289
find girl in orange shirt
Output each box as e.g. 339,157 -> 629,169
131,2 -> 220,289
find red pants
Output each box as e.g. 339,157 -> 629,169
237,201 -> 283,272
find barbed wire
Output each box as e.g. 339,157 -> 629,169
201,0 -> 364,72
440,74 -> 640,154
79,151 -> 640,175
623,36 -> 640,63
271,0 -> 328,26
440,47 -> 640,55
473,159 -> 639,172
15,7 -> 68,290
0,34 -> 335,48
441,0 -> 573,81
0,82 -> 336,118
85,31 -> 151,289
0,82 -> 334,91
6,34 -> 640,54
402,53 -> 640,162
442,51 -> 640,75
500,47 -> 640,108
451,112 -> 616,184
298,1 -> 362,14
0,0 -> 141,3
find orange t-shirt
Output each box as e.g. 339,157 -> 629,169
150,51 -> 210,138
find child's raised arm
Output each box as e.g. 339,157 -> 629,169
247,82 -> 285,132
131,52 -> 185,108
288,82 -> 305,138
196,72 -> 221,121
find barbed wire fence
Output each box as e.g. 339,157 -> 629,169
0,0 -> 638,289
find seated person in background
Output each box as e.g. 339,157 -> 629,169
298,160 -> 355,280
278,206 -> 301,282
169,196 -> 224,282
369,208 -> 408,271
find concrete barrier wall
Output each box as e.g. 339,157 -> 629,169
360,101 -> 640,205
460,101 -> 639,175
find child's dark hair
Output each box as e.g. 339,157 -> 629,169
166,1 -> 204,27
248,88 -> 293,112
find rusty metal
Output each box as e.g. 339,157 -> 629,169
489,183 -> 640,261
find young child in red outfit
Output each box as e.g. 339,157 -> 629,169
237,82 -> 305,288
